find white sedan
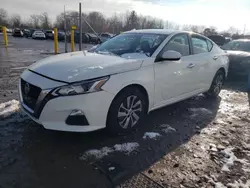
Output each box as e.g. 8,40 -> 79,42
18,29 -> 229,133
32,30 -> 46,40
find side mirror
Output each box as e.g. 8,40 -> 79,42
160,50 -> 182,61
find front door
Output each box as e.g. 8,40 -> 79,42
154,33 -> 199,107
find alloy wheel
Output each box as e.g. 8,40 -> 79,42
117,95 -> 142,129
214,74 -> 224,95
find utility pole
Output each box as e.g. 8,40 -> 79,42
64,5 -> 68,53
79,2 -> 82,51
243,24 -> 246,37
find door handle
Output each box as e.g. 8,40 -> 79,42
213,56 -> 218,60
187,63 -> 195,68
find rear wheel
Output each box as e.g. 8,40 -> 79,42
107,87 -> 147,134
205,70 -> 225,98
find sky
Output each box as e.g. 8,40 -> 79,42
2,0 -> 250,33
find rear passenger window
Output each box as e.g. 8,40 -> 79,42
207,40 -> 213,51
191,36 -> 209,54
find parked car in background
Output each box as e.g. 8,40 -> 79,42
208,35 -> 226,46
74,32 -> 89,43
225,37 -> 232,44
12,28 -> 24,37
87,33 -> 100,44
7,28 -> 13,33
58,31 -> 66,41
18,29 -> 228,134
99,33 -> 113,43
222,39 -> 250,78
45,30 -> 54,39
32,30 -> 46,40
23,29 -> 31,38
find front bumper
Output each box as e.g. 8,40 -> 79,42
19,70 -> 115,132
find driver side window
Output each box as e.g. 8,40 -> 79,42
162,34 -> 190,56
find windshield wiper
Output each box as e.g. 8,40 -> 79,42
96,50 -> 120,57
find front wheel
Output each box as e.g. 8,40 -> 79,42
107,87 -> 147,135
205,70 -> 225,98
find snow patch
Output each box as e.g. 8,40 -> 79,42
0,100 -> 20,118
80,142 -> 139,160
0,100 -> 29,123
80,147 -> 113,160
160,124 -> 176,133
227,180 -> 250,188
114,142 -> 139,154
214,182 -> 227,188
143,132 -> 161,139
189,108 -> 212,117
108,167 -> 115,171
220,147 -> 249,172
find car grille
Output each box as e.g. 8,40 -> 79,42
21,79 -> 41,111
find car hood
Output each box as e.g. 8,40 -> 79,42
28,51 -> 143,83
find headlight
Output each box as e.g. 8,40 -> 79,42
52,76 -> 109,96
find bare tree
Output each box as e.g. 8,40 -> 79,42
203,27 -> 217,36
106,13 -> 123,33
10,14 -> 21,28
227,26 -> 238,35
30,14 -> 41,28
40,12 -> 51,29
0,8 -> 8,26
86,11 -> 105,33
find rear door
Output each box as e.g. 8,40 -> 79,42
189,34 -> 214,90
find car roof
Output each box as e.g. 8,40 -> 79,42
124,29 -> 182,35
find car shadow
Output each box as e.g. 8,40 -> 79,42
19,92 -> 221,188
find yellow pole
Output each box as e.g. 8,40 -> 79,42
71,29 -> 75,52
3,26 -> 8,46
53,28 -> 58,54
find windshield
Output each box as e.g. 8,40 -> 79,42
222,40 -> 250,52
94,33 -> 168,57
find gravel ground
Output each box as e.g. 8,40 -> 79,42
0,36 -> 249,188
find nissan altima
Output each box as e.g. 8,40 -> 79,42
18,29 -> 229,134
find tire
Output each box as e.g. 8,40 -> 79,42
107,87 -> 148,135
205,70 -> 225,98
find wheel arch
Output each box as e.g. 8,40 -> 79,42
106,84 -> 150,125
218,67 -> 226,79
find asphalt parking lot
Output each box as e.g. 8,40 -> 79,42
0,36 -> 250,188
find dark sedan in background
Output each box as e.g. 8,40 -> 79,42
222,39 -> 250,79
45,30 -> 54,39
87,33 -> 100,44
12,28 -> 23,37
